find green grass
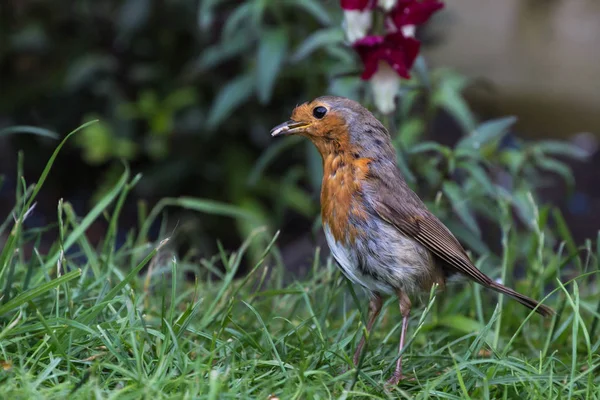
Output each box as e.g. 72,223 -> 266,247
0,131 -> 599,399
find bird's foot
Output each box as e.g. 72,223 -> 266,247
385,372 -> 414,386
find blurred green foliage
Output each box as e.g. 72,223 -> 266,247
0,0 -> 587,265
1,0 -> 342,252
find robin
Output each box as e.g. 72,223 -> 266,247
270,96 -> 554,385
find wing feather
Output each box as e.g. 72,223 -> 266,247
375,202 -> 492,287
373,191 -> 553,316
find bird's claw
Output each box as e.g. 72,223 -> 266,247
385,373 -> 414,386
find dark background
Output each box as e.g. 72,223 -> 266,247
1,0 -> 598,272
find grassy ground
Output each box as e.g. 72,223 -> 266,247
1,130 -> 599,399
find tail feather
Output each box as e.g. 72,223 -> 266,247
488,282 -> 554,317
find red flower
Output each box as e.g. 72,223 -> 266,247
354,33 -> 420,79
341,0 -> 375,11
389,0 -> 444,29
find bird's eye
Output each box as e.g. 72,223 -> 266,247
312,106 -> 327,119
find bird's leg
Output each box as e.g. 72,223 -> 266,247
387,291 -> 412,385
353,293 -> 383,366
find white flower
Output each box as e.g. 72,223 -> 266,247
401,24 -> 416,38
370,61 -> 401,114
379,0 -> 397,11
343,10 -> 373,43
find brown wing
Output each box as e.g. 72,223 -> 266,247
375,201 -> 493,287
374,193 -> 554,317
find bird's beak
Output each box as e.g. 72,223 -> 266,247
270,120 -> 310,137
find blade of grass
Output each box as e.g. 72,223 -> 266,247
242,300 -> 288,376
552,208 -> 582,271
0,269 -> 81,316
25,121 -> 98,213
493,202 -> 511,350
101,172 -> 142,268
0,125 -> 60,139
197,228 -> 265,328
41,164 -> 129,272
137,196 -> 259,248
450,351 -> 473,400
0,121 -> 98,280
75,239 -> 169,328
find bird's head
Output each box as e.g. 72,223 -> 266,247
270,96 -> 393,159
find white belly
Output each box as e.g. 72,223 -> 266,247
323,222 -> 437,296
323,224 -> 395,294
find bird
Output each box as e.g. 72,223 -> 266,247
270,96 -> 554,385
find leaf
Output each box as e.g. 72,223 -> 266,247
256,29 -> 288,104
0,126 -> 59,139
194,32 -> 254,71
222,3 -> 255,39
306,141 -> 322,192
291,28 -> 343,62
278,183 -> 314,217
438,314 -> 485,334
442,181 -> 481,237
458,161 -> 495,196
164,88 -> 198,111
169,197 -> 259,220
457,116 -> 517,153
395,149 -> 416,184
432,70 -> 475,133
511,190 -> 536,229
444,219 -> 489,255
64,54 -> 117,89
138,90 -> 159,117
198,0 -> 225,31
234,198 -> 271,264
75,119 -> 114,164
248,135 -> 303,185
258,175 -> 315,218
412,55 -> 431,89
536,156 -> 575,190
500,149 -> 526,176
535,140 -> 590,160
117,0 -> 151,36
397,118 -> 425,148
206,73 -> 255,129
328,76 -> 361,100
325,46 -> 355,65
408,141 -> 450,156
138,196 -> 260,246
251,0 -> 268,26
398,87 -> 419,118
283,0 -> 332,26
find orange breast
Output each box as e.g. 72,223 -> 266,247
321,153 -> 371,243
